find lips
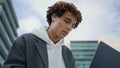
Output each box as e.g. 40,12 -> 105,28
63,31 -> 69,36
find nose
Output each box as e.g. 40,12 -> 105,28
66,24 -> 72,31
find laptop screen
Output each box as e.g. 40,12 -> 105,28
89,41 -> 120,68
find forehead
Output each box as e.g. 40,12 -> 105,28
62,11 -> 75,20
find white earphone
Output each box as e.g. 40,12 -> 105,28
53,18 -> 55,20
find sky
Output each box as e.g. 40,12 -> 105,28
12,0 -> 120,45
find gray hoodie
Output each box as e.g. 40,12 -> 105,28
31,24 -> 65,68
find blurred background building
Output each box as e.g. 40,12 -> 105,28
70,41 -> 98,68
0,0 -> 19,67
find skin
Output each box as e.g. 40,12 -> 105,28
47,11 -> 76,44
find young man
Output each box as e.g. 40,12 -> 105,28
3,1 -> 82,68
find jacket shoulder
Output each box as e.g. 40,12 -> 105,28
21,33 -> 44,42
62,45 -> 72,54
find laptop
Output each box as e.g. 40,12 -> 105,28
89,41 -> 120,68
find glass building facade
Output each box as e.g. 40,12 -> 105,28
0,0 -> 18,67
70,41 -> 98,68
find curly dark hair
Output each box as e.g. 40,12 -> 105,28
46,1 -> 82,28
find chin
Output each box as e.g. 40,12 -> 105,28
58,34 -> 66,39
61,36 -> 66,39
58,36 -> 64,39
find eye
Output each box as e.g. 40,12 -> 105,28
64,19 -> 70,23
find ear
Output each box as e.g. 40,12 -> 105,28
51,14 -> 56,22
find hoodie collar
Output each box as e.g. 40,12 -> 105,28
31,24 -> 64,46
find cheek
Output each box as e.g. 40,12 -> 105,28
54,25 -> 63,33
53,20 -> 66,31
58,23 -> 66,28
54,23 -> 64,29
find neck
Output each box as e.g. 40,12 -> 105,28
47,29 -> 60,44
